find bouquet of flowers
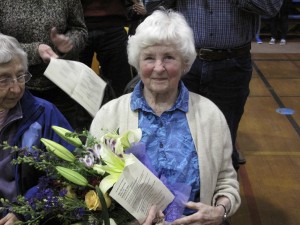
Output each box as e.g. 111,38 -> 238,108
0,126 -> 142,225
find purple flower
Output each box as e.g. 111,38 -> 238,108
44,188 -> 54,199
59,188 -> 67,197
74,207 -> 85,219
107,139 -> 117,153
92,144 -> 102,160
79,152 -> 95,167
28,198 -> 36,210
103,137 -> 117,153
51,196 -> 60,207
38,176 -> 51,189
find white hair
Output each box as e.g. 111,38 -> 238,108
127,9 -> 197,74
0,33 -> 28,69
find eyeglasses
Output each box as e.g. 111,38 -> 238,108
0,72 -> 32,88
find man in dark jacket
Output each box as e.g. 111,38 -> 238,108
0,34 -> 73,224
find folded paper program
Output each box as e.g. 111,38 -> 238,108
126,143 -> 192,222
44,58 -> 107,117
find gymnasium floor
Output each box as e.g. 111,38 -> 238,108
230,40 -> 300,225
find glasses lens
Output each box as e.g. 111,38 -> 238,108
24,72 -> 32,82
0,72 -> 32,87
0,79 -> 8,87
17,75 -> 26,83
17,72 -> 32,83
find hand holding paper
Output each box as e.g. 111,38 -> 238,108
110,154 -> 175,223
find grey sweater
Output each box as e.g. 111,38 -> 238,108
0,0 -> 88,90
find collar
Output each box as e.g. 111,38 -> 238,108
1,102 -> 23,130
130,80 -> 189,113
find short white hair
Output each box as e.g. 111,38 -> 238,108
127,9 -> 196,74
0,33 -> 28,69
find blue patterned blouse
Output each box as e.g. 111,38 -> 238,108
130,81 -> 200,214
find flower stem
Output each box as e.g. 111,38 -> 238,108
95,186 -> 110,225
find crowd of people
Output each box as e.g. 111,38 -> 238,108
0,0 -> 284,224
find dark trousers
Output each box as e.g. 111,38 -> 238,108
182,54 -> 252,170
79,27 -> 133,97
270,0 -> 290,39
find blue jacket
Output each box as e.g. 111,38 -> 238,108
0,89 -> 74,218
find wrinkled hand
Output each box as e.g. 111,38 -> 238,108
38,44 -> 58,63
50,27 -> 73,54
133,3 -> 147,15
0,213 -> 20,225
142,205 -> 164,225
171,202 -> 223,225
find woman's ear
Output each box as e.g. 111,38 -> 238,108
182,63 -> 188,75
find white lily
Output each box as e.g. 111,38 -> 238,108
99,173 -> 120,194
95,129 -> 142,194
93,143 -> 124,192
93,164 -> 106,175
115,129 -> 142,156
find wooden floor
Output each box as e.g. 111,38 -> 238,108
230,52 -> 300,225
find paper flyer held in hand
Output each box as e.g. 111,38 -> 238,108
110,154 -> 175,223
44,58 -> 107,117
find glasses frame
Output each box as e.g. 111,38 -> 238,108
0,72 -> 32,88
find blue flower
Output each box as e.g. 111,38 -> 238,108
74,207 -> 85,219
59,188 -> 67,197
28,198 -> 36,210
38,176 -> 50,189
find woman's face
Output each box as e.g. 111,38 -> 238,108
139,45 -> 185,95
0,57 -> 26,111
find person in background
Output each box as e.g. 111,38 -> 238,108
80,0 -> 135,98
127,0 -> 148,36
256,16 -> 263,44
150,0 -> 284,170
256,34 -> 263,44
0,34 -> 74,225
269,0 -> 291,45
127,0 -> 176,36
90,10 -> 240,225
0,0 -> 88,131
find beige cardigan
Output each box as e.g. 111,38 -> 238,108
90,92 -> 241,216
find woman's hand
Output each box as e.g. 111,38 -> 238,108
50,27 -> 73,54
142,205 -> 164,225
171,202 -> 224,225
0,213 -> 20,225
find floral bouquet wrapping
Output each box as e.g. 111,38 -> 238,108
0,126 -> 144,225
1,126 -> 192,225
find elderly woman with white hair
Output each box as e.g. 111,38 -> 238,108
90,10 -> 240,225
0,34 -> 73,224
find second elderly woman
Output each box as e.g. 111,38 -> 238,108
90,10 -> 240,225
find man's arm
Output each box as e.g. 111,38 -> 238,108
63,0 -> 88,59
231,0 -> 283,17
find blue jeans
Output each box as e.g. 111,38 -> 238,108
182,54 -> 252,170
79,27 -> 133,97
